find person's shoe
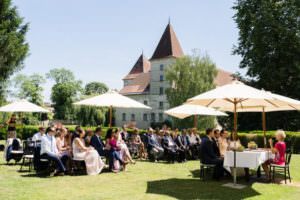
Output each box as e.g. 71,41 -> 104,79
154,160 -> 158,163
110,169 -> 120,173
54,172 -> 64,176
130,160 -> 136,164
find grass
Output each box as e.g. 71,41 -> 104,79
0,144 -> 300,200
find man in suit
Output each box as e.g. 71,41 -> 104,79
200,128 -> 224,180
162,130 -> 178,163
90,127 -> 127,172
120,125 -> 130,144
175,129 -> 190,162
147,128 -> 164,162
40,127 -> 68,176
212,129 -> 221,157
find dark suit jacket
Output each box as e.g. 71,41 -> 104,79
90,135 -> 106,156
176,134 -> 190,148
200,136 -> 217,164
212,137 -> 220,157
162,136 -> 177,150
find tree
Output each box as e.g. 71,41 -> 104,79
75,82 -> 109,126
233,0 -> 300,130
165,52 -> 217,129
46,68 -> 82,120
0,0 -> 29,102
13,74 -> 46,105
84,81 -> 108,95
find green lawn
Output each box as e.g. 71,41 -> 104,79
0,148 -> 300,200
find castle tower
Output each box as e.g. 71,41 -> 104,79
148,23 -> 184,123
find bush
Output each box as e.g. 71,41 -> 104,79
0,126 -> 299,153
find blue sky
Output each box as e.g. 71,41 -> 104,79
12,0 -> 243,102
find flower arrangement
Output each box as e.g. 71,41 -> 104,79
248,141 -> 258,149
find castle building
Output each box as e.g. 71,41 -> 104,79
115,23 -> 233,129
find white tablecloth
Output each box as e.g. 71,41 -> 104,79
223,150 -> 273,169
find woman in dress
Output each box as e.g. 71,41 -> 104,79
131,128 -> 146,160
262,130 -> 287,181
72,128 -> 104,175
228,132 -> 242,149
56,128 -> 70,153
114,129 -> 135,164
6,114 -> 18,139
218,129 -> 229,157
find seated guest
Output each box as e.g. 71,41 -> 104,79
188,128 -> 201,159
172,128 -> 185,162
64,128 -> 73,147
200,128 -> 224,180
131,128 -> 146,160
120,125 -> 130,144
73,128 -> 104,175
115,128 -> 135,164
147,128 -> 164,162
262,130 -> 286,181
228,132 -> 242,149
155,127 -> 160,137
32,127 -> 46,142
56,128 -> 70,155
176,129 -> 190,161
212,129 -> 221,157
90,127 -> 127,172
162,130 -> 178,163
85,129 -> 94,146
40,127 -> 69,176
218,129 -> 229,157
156,130 -> 165,145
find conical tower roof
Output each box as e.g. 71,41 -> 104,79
123,54 -> 150,80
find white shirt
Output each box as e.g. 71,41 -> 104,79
188,134 -> 201,144
41,134 -> 58,155
32,132 -> 43,141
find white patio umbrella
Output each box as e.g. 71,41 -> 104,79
164,104 -> 227,128
185,81 -> 290,185
73,90 -> 151,127
221,91 -> 300,146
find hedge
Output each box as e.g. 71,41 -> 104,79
0,126 -> 299,153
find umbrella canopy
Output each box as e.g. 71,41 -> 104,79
164,104 -> 227,119
185,81 -> 291,185
186,81 -> 287,109
73,90 -> 151,109
73,90 -> 151,127
0,99 -> 50,113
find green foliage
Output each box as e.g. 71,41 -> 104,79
233,0 -> 300,130
84,81 -> 108,96
13,74 -> 46,105
165,52 -> 217,129
74,82 -> 109,126
46,68 -> 82,120
0,0 -> 29,101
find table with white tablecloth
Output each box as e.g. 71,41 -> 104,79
224,150 -> 273,169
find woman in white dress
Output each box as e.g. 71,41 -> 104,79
115,129 -> 135,164
218,130 -> 229,157
72,129 -> 104,175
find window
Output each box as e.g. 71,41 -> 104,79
159,101 -> 164,109
159,113 -> 163,122
151,113 -> 155,122
160,75 -> 164,81
143,113 -> 148,121
160,64 -> 164,71
131,114 -> 135,121
159,87 -> 164,95
122,113 -> 126,121
144,100 -> 148,105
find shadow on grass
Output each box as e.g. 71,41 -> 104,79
146,178 -> 261,200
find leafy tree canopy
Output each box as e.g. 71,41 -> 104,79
84,81 -> 108,96
0,0 -> 29,101
165,52 -> 217,129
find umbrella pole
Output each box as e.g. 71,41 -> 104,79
193,115 -> 197,128
21,112 -> 23,140
262,107 -> 267,148
233,100 -> 237,185
109,106 -> 112,128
